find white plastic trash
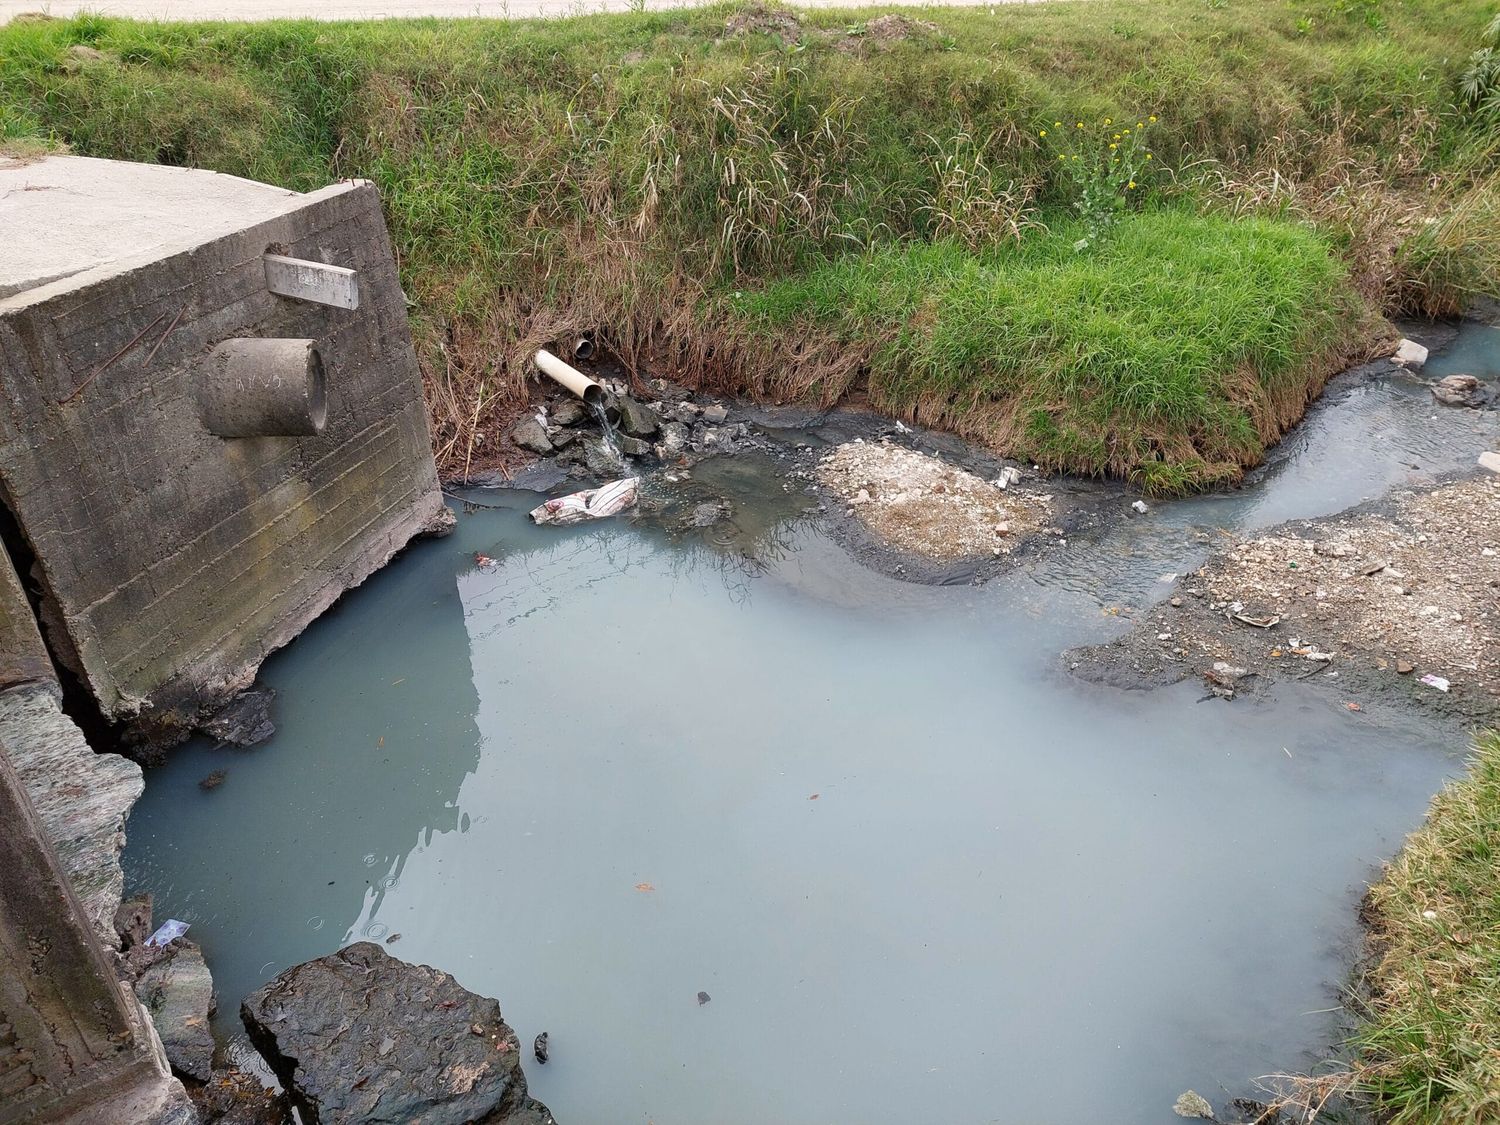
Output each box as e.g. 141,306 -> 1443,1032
529,477 -> 639,526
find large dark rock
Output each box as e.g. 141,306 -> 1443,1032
241,943 -> 554,1125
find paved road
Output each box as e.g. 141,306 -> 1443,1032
2,0 -> 1012,23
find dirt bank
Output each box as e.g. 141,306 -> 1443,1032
1069,472 -> 1500,723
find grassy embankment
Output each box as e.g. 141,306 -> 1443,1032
1347,731 -> 1500,1123
0,0 -> 1496,491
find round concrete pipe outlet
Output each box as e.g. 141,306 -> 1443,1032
200,338 -> 327,438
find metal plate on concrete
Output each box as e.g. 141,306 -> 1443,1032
263,254 -> 360,309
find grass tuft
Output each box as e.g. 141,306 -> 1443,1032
1352,731 -> 1500,1123
733,212 -> 1376,491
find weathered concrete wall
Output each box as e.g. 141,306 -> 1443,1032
0,155 -> 449,746
0,536 -> 193,1123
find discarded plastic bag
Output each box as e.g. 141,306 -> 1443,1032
529,477 -> 639,526
146,919 -> 190,947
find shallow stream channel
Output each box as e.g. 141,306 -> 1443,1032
125,322 -> 1500,1123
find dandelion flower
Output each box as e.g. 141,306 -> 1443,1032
1058,154 -> 1066,161
1122,128 -> 1130,135
1072,155 -> 1079,161
1105,117 -> 1113,125
1128,180 -> 1136,189
1149,114 -> 1157,122
1054,120 -> 1062,127
1113,134 -> 1121,140
1076,121 -> 1083,128
1109,143 -> 1117,150
1137,121 -> 1144,128
1146,153 -> 1153,160
1039,129 -> 1047,137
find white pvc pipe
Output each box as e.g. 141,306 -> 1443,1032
535,348 -> 607,409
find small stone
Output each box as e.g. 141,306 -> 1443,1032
1170,597 -> 1183,608
994,522 -> 1010,536
550,399 -> 586,426
697,991 -> 711,1005
1392,337 -> 1429,369
673,401 -> 702,425
1480,451 -> 1500,476
1173,1089 -> 1215,1119
510,416 -> 554,455
533,1031 -> 549,1064
659,421 -> 690,455
1132,500 -> 1149,515
618,435 -> 652,457
702,403 -> 729,424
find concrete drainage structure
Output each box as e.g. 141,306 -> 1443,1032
0,153 -> 454,1122
0,153 -> 452,749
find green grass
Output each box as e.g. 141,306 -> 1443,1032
1353,731 -> 1500,1123
735,212 -> 1367,489
0,0 -> 1495,480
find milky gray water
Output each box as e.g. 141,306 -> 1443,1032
124,324 -> 1499,1124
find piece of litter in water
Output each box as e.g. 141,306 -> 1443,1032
146,919 -> 190,947
529,477 -> 639,526
697,991 -> 711,1006
1419,673 -> 1450,692
634,882 -> 655,893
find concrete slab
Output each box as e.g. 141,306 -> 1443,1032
0,155 -> 300,299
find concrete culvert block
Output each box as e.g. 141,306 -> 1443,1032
200,337 -> 328,438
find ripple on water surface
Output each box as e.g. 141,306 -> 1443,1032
122,325 -> 1500,1124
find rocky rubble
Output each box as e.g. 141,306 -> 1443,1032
817,438 -> 1052,561
242,942 -> 554,1125
509,375 -> 754,481
1070,472 -> 1500,718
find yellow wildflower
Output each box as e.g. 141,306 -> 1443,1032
1122,128 -> 1130,135
1149,114 -> 1157,122
1146,153 -> 1153,160
1113,134 -> 1121,140
1128,181 -> 1136,189
1105,117 -> 1113,125
1054,120 -> 1062,127
1109,143 -> 1117,150
1137,121 -> 1144,128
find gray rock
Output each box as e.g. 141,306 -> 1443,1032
618,435 -> 653,457
548,427 -> 579,450
135,941 -> 217,1083
616,395 -> 659,439
510,417 -> 554,456
701,403 -> 729,424
691,501 -> 731,527
200,687 -> 275,747
659,422 -> 690,456
648,378 -> 693,402
1431,373 -> 1487,408
549,399 -> 586,427
673,402 -> 701,425
242,942 -> 554,1125
582,437 -> 624,477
